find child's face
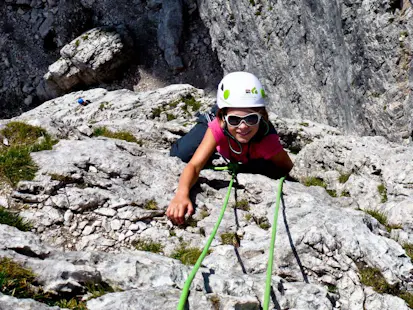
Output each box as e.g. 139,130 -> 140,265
225,108 -> 261,144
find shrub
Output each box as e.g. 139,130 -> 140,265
144,199 -> 158,210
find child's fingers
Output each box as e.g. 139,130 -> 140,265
186,203 -> 194,216
177,204 -> 186,225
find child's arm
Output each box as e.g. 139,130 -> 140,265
269,149 -> 294,176
167,128 -> 217,225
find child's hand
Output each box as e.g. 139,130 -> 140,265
166,194 -> 194,225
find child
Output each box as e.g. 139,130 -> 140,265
167,72 -> 293,225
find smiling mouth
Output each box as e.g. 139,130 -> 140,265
237,131 -> 251,136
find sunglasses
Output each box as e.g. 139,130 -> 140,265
224,113 -> 262,127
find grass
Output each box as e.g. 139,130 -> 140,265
132,239 -> 164,253
0,258 -> 114,309
144,199 -> 158,210
166,113 -> 176,121
365,209 -> 402,232
358,263 -> 413,307
377,184 -> 388,203
403,243 -> 413,260
303,177 -> 337,198
339,173 -> 351,183
259,222 -> 271,230
299,122 -> 309,127
170,242 -> 208,265
233,199 -> 250,211
0,122 -> 57,186
170,94 -> 201,115
340,190 -> 351,197
92,127 -> 140,144
220,232 -> 240,246
0,207 -> 31,231
244,213 -> 252,221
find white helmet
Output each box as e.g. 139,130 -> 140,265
216,72 -> 267,109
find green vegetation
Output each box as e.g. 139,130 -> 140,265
170,242 -> 208,265
299,122 -> 309,127
244,213 -> 252,221
169,230 -> 176,237
377,184 -> 388,203
144,199 -> 158,210
99,101 -> 109,110
166,113 -> 176,121
132,239 -> 164,253
0,122 -> 57,186
208,294 -> 220,310
365,209 -> 401,232
199,209 -> 209,220
179,95 -> 201,115
259,222 -> 271,230
303,177 -> 337,198
358,264 -> 413,307
0,258 -> 114,309
75,39 -> 80,47
249,0 -> 256,5
220,232 -> 240,246
151,106 -> 163,118
92,127 -> 140,144
400,31 -> 409,37
0,207 -> 31,231
233,199 -> 250,211
340,190 -> 351,197
403,243 -> 413,260
339,173 -> 351,184
253,216 -> 271,230
82,34 -> 89,40
327,284 -> 338,293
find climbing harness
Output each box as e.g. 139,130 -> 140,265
176,163 -> 286,310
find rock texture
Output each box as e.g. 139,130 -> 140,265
0,84 -> 411,309
198,0 -> 413,142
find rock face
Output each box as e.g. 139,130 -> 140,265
197,0 -> 413,142
0,84 -> 411,309
40,26 -> 133,99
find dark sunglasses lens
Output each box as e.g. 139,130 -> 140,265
245,114 -> 259,125
228,116 -> 242,126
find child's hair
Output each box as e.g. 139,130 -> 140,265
217,107 -> 270,141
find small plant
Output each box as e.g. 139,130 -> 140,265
303,177 -> 337,198
0,258 -> 37,298
169,230 -> 176,237
82,34 -> 89,40
365,209 -> 388,226
304,177 -> 326,188
358,265 -> 398,294
85,282 -> 115,299
0,207 -> 31,231
151,106 -> 164,118
233,199 -> 250,211
92,127 -> 139,144
249,0 -> 256,5
199,209 -> 209,219
0,122 -> 57,186
132,239 -> 164,253
184,216 -> 199,228
377,184 -> 388,203
340,190 -> 351,197
220,232 -> 238,246
99,102 -> 109,110
75,39 -> 80,47
259,222 -> 271,230
180,95 -> 201,115
166,113 -> 176,121
55,298 -> 87,310
339,173 -> 351,184
144,199 -> 158,210
299,122 -> 309,127
244,213 -> 252,221
327,284 -> 338,293
400,30 -> 409,37
403,243 -> 413,260
170,243 -> 208,265
208,294 -> 220,310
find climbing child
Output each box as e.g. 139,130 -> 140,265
167,72 -> 293,225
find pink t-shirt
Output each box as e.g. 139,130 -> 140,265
208,118 -> 283,164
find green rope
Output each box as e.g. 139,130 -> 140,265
263,176 -> 285,310
177,168 -> 236,310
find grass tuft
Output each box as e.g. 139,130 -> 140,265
0,207 -> 31,231
377,184 -> 388,203
220,232 -> 240,246
339,173 -> 351,183
0,122 -> 57,186
303,177 -> 337,197
144,199 -> 158,210
403,243 -> 413,261
170,243 -> 208,265
132,239 -> 164,253
233,199 -> 250,211
365,209 -> 388,226
92,127 -> 140,144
